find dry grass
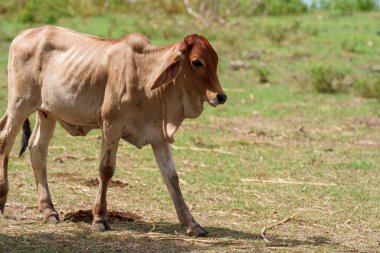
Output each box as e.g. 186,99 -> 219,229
1,109 -> 379,252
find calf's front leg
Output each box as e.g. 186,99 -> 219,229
91,126 -> 120,231
152,143 -> 208,237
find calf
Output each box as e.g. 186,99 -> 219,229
0,26 -> 227,236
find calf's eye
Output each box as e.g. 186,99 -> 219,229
191,59 -> 204,68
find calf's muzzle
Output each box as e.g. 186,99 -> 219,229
217,93 -> 227,104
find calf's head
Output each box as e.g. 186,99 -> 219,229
151,34 -> 227,109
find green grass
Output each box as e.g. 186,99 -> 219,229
0,11 -> 380,253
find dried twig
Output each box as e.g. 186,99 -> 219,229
241,178 -> 337,187
149,223 -> 156,233
54,155 -> 79,161
79,156 -> 97,162
261,213 -> 300,243
145,233 -> 241,245
172,145 -> 238,156
343,219 -> 355,231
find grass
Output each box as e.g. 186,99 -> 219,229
0,11 -> 380,253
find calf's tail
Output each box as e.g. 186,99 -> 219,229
19,119 -> 31,157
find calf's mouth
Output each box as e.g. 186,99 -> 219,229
206,92 -> 227,107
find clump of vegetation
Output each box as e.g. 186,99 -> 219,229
313,0 -> 378,15
253,64 -> 270,84
355,0 -> 379,10
341,39 -> 366,54
1,0 -> 378,25
263,25 -> 288,44
262,20 -> 304,44
310,65 -> 350,93
304,25 -> 320,37
1,0 -> 138,23
18,0 -> 70,23
355,76 -> 380,100
253,0 -> 308,16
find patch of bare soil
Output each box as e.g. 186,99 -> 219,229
51,172 -> 81,178
83,178 -> 129,188
83,178 -> 99,186
53,155 -> 97,163
290,52 -> 311,60
63,209 -> 143,223
353,116 -> 380,128
109,179 -> 129,187
354,139 -> 380,147
51,172 -> 84,185
51,173 -> 129,188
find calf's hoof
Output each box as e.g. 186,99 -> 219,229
0,200 -> 6,215
91,220 -> 111,232
0,201 -> 4,215
0,187 -> 8,214
186,224 -> 209,237
43,212 -> 59,224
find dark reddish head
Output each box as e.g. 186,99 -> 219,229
151,34 -> 227,108
182,34 -> 227,106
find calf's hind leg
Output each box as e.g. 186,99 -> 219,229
29,112 -> 58,223
0,113 -> 30,214
0,114 -> 9,214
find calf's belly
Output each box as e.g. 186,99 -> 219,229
40,95 -> 100,127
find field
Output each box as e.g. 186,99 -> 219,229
0,11 -> 380,253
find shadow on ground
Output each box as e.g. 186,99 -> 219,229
117,220 -> 341,248
0,209 -> 342,252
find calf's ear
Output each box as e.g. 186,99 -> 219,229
151,54 -> 182,90
151,42 -> 188,90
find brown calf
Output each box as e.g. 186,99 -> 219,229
0,26 -> 227,236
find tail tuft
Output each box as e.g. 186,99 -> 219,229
19,119 -> 31,158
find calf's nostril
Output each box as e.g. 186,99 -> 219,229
217,93 -> 227,104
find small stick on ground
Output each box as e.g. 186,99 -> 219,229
79,156 -> 97,162
261,213 -> 300,243
241,178 -> 336,187
172,145 -> 238,156
149,223 -> 156,233
54,155 -> 80,162
145,234 -> 241,245
343,219 -> 355,232
312,223 -> 330,229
